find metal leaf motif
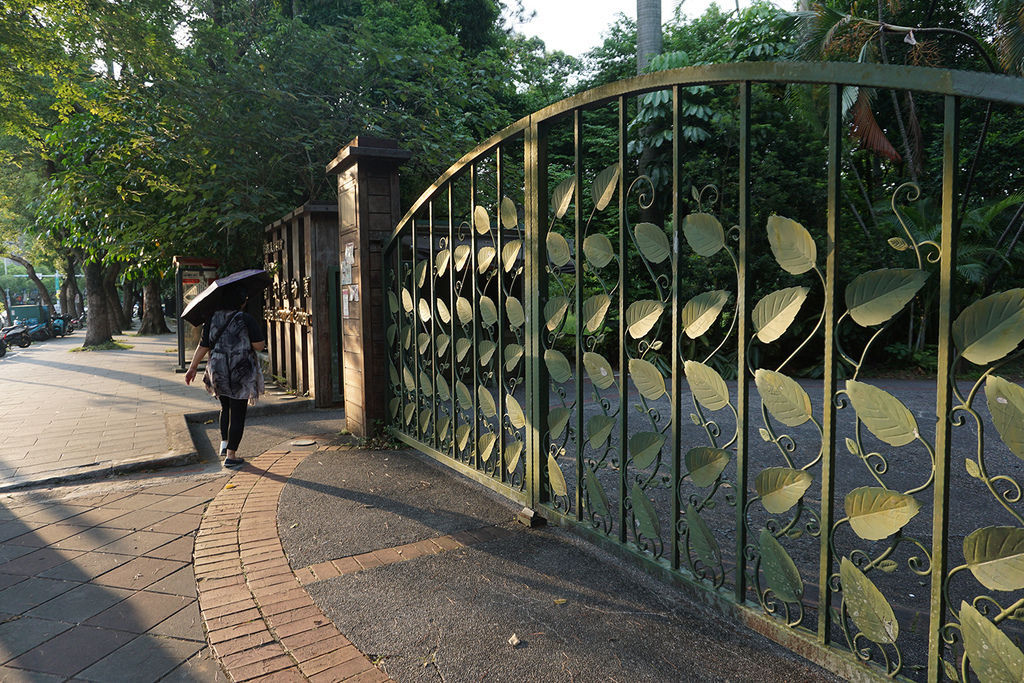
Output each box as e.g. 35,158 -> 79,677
551,176 -> 575,219
845,380 -> 919,447
387,324 -> 397,347
455,337 -> 471,362
582,294 -> 611,333
438,416 -> 450,439
766,215 -> 816,275
455,381 -> 471,408
629,431 -> 665,469
845,268 -> 929,327
500,196 -> 518,229
545,296 -> 569,332
456,424 -> 471,451
502,240 -> 522,272
960,600 -> 1024,682
685,447 -> 730,487
629,358 -> 665,401
473,205 -> 490,235
634,223 -> 671,263
952,289 -> 1024,365
418,371 -> 433,396
401,288 -> 414,313
752,287 -> 809,343
844,487 -> 921,541
504,344 -> 523,372
479,296 -> 497,327
506,395 -> 526,430
755,467 -> 812,514
755,369 -> 812,427
585,468 -> 610,517
436,299 -> 451,324
415,261 -> 428,288
587,415 -> 615,449
403,403 -> 416,425
547,232 -> 572,266
506,297 -> 525,328
389,398 -> 400,419
759,529 -> 803,604
682,212 -> 725,257
963,526 -> 1024,592
477,433 -> 496,462
987,375 -> 1024,460
402,327 -> 412,350
436,375 -> 450,401
417,332 -> 430,354
633,484 -> 661,540
504,440 -> 523,473
841,557 -> 899,645
478,341 -> 496,366
625,300 -> 665,339
387,291 -> 399,315
454,245 -> 471,272
435,249 -> 450,277
684,360 -> 730,411
544,349 -> 572,384
548,455 -> 568,496
685,503 -> 718,567
549,407 -> 570,440
583,352 -> 615,390
583,234 -> 614,268
456,296 -> 473,325
477,246 -> 496,273
681,290 -> 729,339
402,365 -> 415,391
592,163 -> 619,212
477,386 -> 496,418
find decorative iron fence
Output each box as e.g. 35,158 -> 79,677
381,62 -> 1024,681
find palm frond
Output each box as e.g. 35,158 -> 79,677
851,89 -> 901,163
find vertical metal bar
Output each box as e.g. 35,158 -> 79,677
470,164 -> 480,471
449,184 -> 457,461
670,85 -> 682,571
574,109 -> 584,522
524,119 -> 548,510
817,83 -> 842,641
411,213 -> 421,441
395,237 -> 406,437
429,203 -> 438,449
734,82 -> 752,602
927,95 -> 959,683
497,146 -> 506,482
617,95 -> 629,544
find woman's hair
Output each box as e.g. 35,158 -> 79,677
220,283 -> 248,311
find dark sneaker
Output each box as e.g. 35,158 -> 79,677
219,447 -> 227,458
223,458 -> 244,468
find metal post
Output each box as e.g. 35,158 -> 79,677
734,82 -> 752,601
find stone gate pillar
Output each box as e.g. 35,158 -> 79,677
327,137 -> 411,437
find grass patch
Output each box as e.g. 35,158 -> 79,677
71,339 -> 134,352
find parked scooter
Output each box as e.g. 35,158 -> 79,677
0,335 -> 7,358
0,325 -> 31,348
25,319 -> 51,342
51,315 -> 72,337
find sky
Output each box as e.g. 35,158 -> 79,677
509,0 -> 758,58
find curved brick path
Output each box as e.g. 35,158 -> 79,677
195,446 -> 387,682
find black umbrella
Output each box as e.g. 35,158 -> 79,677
181,269 -> 272,327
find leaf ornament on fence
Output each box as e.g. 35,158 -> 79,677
544,349 -> 572,384
755,467 -> 813,514
583,352 -> 616,390
682,212 -> 725,257
986,375 -> 1024,460
685,447 -> 730,487
952,288 -> 1024,365
959,601 -> 1024,682
629,431 -> 666,469
841,557 -> 899,646
963,526 -> 1024,592
844,380 -> 919,447
752,287 -> 808,343
684,360 -> 730,411
755,370 -> 812,427
844,487 -> 920,541
551,176 -> 575,219
766,215 -> 816,275
502,240 -> 522,273
585,467 -> 611,517
681,291 -> 729,339
546,232 -> 572,267
626,300 -> 665,339
633,484 -> 661,541
759,529 -> 803,604
634,223 -> 671,263
685,503 -> 720,570
591,163 -> 619,212
629,358 -> 665,401
548,408 -> 570,440
473,205 -> 490,235
582,294 -> 611,333
583,234 -> 614,268
500,196 -> 518,229
547,454 -> 568,497
844,268 -> 929,327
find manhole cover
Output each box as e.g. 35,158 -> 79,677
290,439 -> 317,447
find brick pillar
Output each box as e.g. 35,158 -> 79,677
327,137 -> 411,437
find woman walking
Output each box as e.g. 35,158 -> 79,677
184,283 -> 266,467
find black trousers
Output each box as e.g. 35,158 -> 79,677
219,396 -> 249,451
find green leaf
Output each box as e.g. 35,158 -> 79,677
587,414 -> 615,449
474,205 -> 491,235
545,296 -> 569,332
629,431 -> 665,469
477,433 -> 496,462
551,176 -> 575,219
755,369 -> 812,427
585,468 -> 610,517
752,287 -> 809,343
766,215 -> 816,275
548,455 -> 568,496
456,424 -> 471,451
436,299 -> 451,324
759,529 -> 803,603
953,289 -> 1024,365
478,386 -> 496,417
685,503 -> 717,566
477,246 -> 496,273
841,557 -> 899,645
544,349 -> 573,384
986,375 -> 1024,460
502,240 -> 522,272
506,297 -> 525,328
435,249 -> 451,277
547,232 -> 572,266
635,222 -> 671,263
506,395 -> 526,430
582,294 -> 611,333
454,245 -> 471,272
960,600 -> 1024,682
633,484 -> 661,539
583,352 -> 615,390
963,526 -> 1024,592
682,212 -> 725,257
500,196 -> 518,229
479,296 -> 497,327
845,380 -> 919,447
504,440 -> 523,473
456,296 -> 473,325
685,447 -> 730,487
504,343 -> 524,372
845,268 -> 929,327
755,467 -> 813,514
629,358 -> 666,401
844,487 -> 921,541
681,290 -> 729,339
684,360 -> 730,411
549,407 -> 570,440
625,300 -> 665,338
583,234 -> 614,268
478,340 -> 496,366
456,338 -> 471,362
591,163 -> 619,211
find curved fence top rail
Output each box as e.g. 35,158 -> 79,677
387,60 -> 1024,250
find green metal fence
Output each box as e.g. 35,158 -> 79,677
381,62 -> 1024,681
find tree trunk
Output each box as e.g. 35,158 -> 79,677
636,0 -> 662,72
82,260 -> 116,346
121,279 -> 137,323
137,276 -> 171,335
103,266 -> 127,331
58,278 -> 69,316
0,283 -> 11,325
64,253 -> 82,318
5,254 -> 57,316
